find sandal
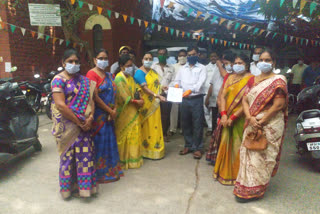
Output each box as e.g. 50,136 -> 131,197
193,151 -> 203,159
179,148 -> 192,155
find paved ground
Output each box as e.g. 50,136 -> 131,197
0,114 -> 320,214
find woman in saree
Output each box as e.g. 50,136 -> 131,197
234,49 -> 287,202
213,53 -> 252,185
114,54 -> 144,169
206,50 -> 235,164
51,49 -> 97,199
134,52 -> 166,160
86,49 -> 123,183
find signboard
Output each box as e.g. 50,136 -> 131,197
5,62 -> 11,73
28,4 -> 62,26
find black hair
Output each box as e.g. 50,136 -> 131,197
62,48 -> 80,62
143,52 -> 153,58
114,54 -> 132,76
210,51 -> 219,56
95,48 -> 108,58
178,49 -> 187,55
260,48 -> 277,62
235,53 -> 250,71
223,51 -> 236,62
158,47 -> 168,54
120,47 -> 130,55
129,49 -> 136,56
187,45 -> 199,53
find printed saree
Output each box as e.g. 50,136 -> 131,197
234,75 -> 288,199
89,72 -> 123,183
114,72 -> 143,169
213,74 -> 252,185
51,74 -> 97,199
134,69 -> 165,160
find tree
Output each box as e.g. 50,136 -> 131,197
1,0 -> 112,66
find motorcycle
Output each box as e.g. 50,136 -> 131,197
0,78 -> 42,165
296,81 -> 320,114
294,109 -> 320,171
20,74 -> 49,113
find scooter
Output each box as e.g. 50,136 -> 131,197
294,109 -> 320,171
0,78 -> 42,165
296,81 -> 320,114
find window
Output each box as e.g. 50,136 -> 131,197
93,24 -> 103,55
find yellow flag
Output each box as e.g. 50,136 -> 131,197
97,7 -> 103,15
219,18 -> 226,25
165,27 -> 169,33
122,15 -> 128,23
240,24 -> 246,31
144,21 -> 149,28
70,0 -> 75,5
211,38 -> 214,44
223,41 -> 227,46
196,11 -> 203,18
300,0 -> 307,13
258,29 -> 265,36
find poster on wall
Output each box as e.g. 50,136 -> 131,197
5,62 -> 11,73
28,3 -> 62,26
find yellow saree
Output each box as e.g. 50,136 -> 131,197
114,72 -> 143,169
214,74 -> 252,185
134,69 -> 165,160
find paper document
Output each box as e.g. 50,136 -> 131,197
167,87 -> 183,103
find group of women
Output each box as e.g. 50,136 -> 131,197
51,49 -> 165,199
206,49 -> 288,202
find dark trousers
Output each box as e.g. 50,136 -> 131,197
290,84 -> 301,96
160,101 -> 172,136
181,96 -> 204,151
211,107 -> 219,131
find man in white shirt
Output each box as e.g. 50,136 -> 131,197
170,49 -> 187,135
151,48 -> 175,142
204,52 -> 219,135
290,57 -> 308,95
250,47 -> 263,76
175,46 -> 207,159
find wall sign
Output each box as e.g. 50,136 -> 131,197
28,3 -> 62,26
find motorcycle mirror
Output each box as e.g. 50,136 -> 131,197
57,67 -> 64,72
10,66 -> 17,72
286,69 -> 292,73
34,74 -> 40,79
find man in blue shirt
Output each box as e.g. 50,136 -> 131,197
302,58 -> 320,87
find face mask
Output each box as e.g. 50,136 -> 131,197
298,60 -> 303,65
65,63 -> 80,74
124,67 -> 134,76
251,69 -> 261,76
158,55 -> 167,64
178,56 -> 187,65
187,56 -> 199,65
252,54 -> 260,62
225,64 -> 233,73
96,59 -> 109,70
143,60 -> 153,68
257,62 -> 273,73
232,64 -> 246,74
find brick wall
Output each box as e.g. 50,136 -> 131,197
0,6 -> 12,79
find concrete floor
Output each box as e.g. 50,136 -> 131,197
0,114 -> 320,214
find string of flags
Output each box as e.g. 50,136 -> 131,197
68,0 -> 319,48
0,20 -> 84,50
151,0 -> 320,47
278,0 -> 319,15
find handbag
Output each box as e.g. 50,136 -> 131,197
244,128 -> 268,150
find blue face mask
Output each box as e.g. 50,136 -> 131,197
187,56 -> 199,65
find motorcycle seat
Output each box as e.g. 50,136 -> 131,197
302,111 -> 320,120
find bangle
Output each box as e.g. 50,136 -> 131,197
132,99 -> 138,104
220,111 -> 227,116
230,114 -> 238,121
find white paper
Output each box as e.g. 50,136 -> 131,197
5,62 -> 11,72
167,87 -> 183,103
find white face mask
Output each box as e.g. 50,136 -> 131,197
233,64 -> 246,74
178,56 -> 187,65
65,63 -> 80,74
257,62 -> 273,73
124,67 -> 134,76
225,64 -> 233,73
252,54 -> 260,62
96,59 -> 109,70
143,60 -> 153,68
